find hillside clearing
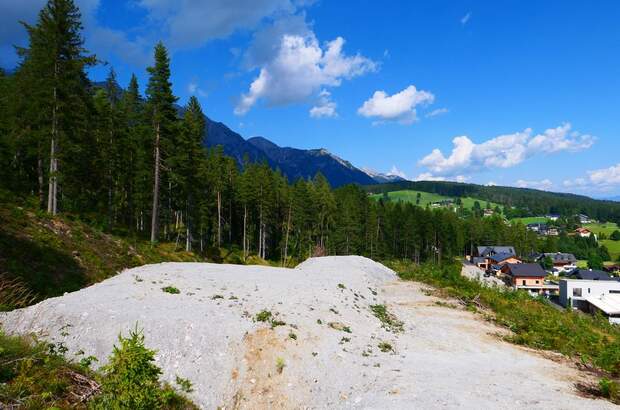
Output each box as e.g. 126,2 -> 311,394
370,189 -> 504,212
0,257 -> 613,409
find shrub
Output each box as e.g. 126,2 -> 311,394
162,286 -> 180,294
89,327 -> 195,410
370,304 -> 404,333
276,357 -> 285,374
255,310 -> 272,322
599,378 -> 619,402
378,341 -> 393,353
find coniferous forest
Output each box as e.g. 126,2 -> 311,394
0,0 -> 607,266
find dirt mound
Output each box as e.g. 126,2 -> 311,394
0,257 -> 613,409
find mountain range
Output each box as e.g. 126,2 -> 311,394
204,117 -> 404,187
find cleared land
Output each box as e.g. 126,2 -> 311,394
0,257 -> 612,409
510,216 -> 551,225
586,222 -> 620,261
370,190 -> 504,213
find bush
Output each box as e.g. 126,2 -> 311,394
162,286 -> 180,294
90,327 -> 195,409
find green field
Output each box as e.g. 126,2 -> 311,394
509,216 -> 551,225
585,222 -> 620,261
370,190 -> 503,212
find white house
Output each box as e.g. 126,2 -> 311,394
559,279 -> 620,324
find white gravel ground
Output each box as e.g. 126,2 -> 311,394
0,256 -> 614,409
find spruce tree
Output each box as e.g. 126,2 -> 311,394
146,42 -> 178,243
16,0 -> 96,215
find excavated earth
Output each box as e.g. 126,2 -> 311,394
0,256 -> 615,409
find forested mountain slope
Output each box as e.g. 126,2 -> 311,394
366,181 -> 620,224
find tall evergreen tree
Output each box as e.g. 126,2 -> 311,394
145,42 -> 178,243
16,0 -> 96,215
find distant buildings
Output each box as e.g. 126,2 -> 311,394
473,246 -> 520,270
559,276 -> 620,324
526,223 -> 559,236
535,252 -> 577,273
578,214 -> 592,224
575,227 -> 593,238
501,263 -> 558,295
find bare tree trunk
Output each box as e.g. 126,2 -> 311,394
217,190 -> 222,247
243,204 -> 247,261
47,64 -> 59,215
150,121 -> 160,243
283,202 -> 292,266
37,154 -> 44,209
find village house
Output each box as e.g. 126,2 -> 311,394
575,227 -> 593,238
559,277 -> 620,324
578,214 -> 592,224
472,246 -> 519,270
500,263 -> 558,295
536,252 -> 577,272
546,214 -> 560,221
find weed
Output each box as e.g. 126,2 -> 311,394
340,337 -> 351,344
378,341 -> 393,353
329,308 -> 339,315
211,294 -> 224,300
270,319 -> 286,328
276,357 -> 286,374
288,332 -> 297,340
175,375 -> 194,393
338,283 -> 346,289
370,304 -> 404,333
255,310 -> 272,322
316,319 -> 323,325
162,286 -> 180,294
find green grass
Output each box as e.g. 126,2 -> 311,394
370,190 -> 504,213
387,260 -> 620,403
601,240 -> 620,262
510,216 -> 551,225
585,222 -> 620,236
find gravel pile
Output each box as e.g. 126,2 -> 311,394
0,256 -> 613,409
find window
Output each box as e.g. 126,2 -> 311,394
522,280 -> 526,286
573,288 -> 582,297
536,280 -> 540,284
588,288 -> 591,294
610,290 -> 620,294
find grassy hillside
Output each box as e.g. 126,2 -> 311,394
365,180 -> 620,224
587,222 -> 620,261
510,216 -> 550,225
370,189 -> 504,212
0,192 -> 210,309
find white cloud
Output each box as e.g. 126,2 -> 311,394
426,108 -> 448,118
187,81 -> 208,97
418,123 -> 594,179
309,89 -> 337,118
235,32 -> 376,115
486,181 -> 498,186
388,165 -> 407,179
138,0 -> 297,49
357,85 -> 435,124
461,12 -> 471,25
515,179 -> 553,190
415,173 -> 469,183
564,163 -> 620,192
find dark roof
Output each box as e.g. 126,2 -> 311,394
570,269 -> 615,281
477,246 -> 516,257
503,263 -> 546,278
488,252 -> 518,263
541,253 -> 577,263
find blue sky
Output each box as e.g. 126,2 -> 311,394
2,0 -> 620,196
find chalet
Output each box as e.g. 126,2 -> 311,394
575,227 -> 593,238
546,214 -> 560,221
578,214 -> 592,224
546,228 -> 559,236
483,208 -> 495,217
473,246 -> 519,270
501,263 -> 557,295
537,252 -> 577,269
526,223 -> 547,233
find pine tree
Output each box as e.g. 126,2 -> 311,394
16,0 -> 96,215
146,42 -> 178,243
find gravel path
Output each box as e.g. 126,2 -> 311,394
0,256 -> 614,409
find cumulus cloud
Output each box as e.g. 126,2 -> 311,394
417,123 -> 594,179
138,0 -> 297,49
2,0 -> 310,67
515,179 -> 554,190
235,32 -> 376,115
564,163 -> 620,192
187,81 -> 208,97
357,85 -> 434,124
309,89 -> 337,118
